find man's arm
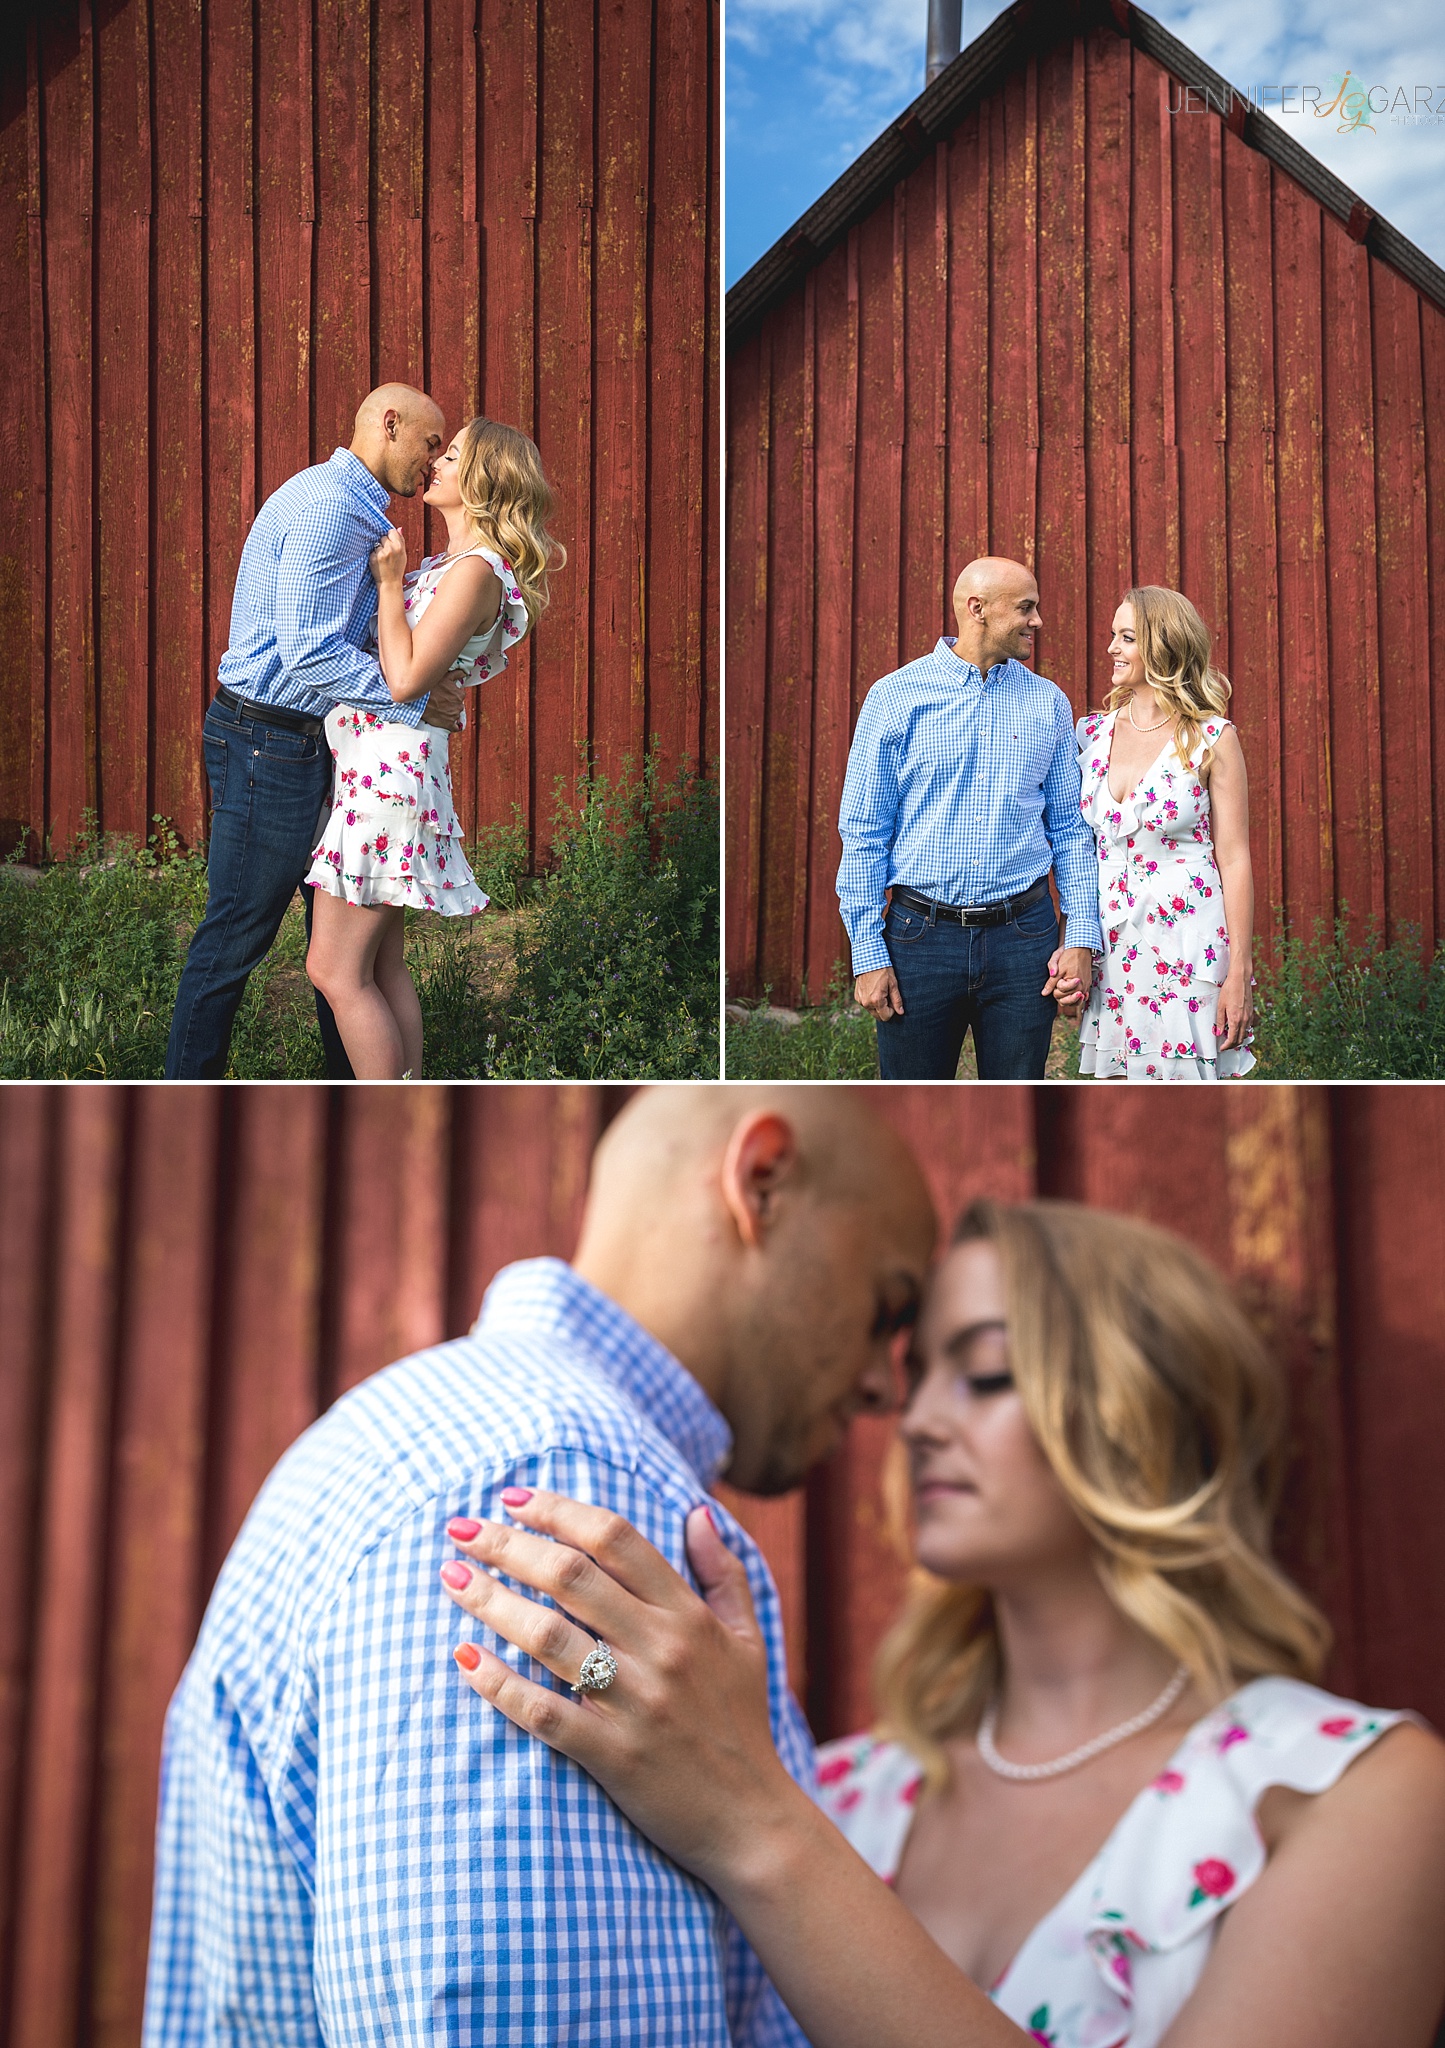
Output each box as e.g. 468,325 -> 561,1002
142,1664 -> 323,2047
273,507 -> 431,729
1040,697 -> 1102,956
837,691 -> 902,983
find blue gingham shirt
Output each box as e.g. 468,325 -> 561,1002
836,640 -> 1103,973
215,447 -> 427,729
142,1260 -> 812,2047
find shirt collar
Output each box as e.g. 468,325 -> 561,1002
475,1257 -> 734,1485
328,446 -> 393,520
937,637 -> 1012,687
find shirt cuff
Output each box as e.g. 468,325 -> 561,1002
1062,909 -> 1104,954
849,932 -> 892,976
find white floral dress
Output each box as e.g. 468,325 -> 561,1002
816,1678 -> 1408,2048
1074,711 -> 1254,1081
305,544 -> 528,914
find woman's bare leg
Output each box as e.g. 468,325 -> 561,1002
373,907 -> 424,1076
306,891 -> 408,1078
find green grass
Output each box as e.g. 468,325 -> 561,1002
728,919 -> 1445,1081
0,756 -> 719,1080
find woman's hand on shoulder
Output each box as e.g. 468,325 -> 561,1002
439,1491 -> 799,1889
370,526 -> 407,586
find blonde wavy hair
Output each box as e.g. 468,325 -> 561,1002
455,418 -> 565,631
1106,586 -> 1232,773
874,1199 -> 1330,1790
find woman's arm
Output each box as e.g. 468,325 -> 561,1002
369,530 -> 501,703
440,1495 -> 1022,2048
1162,1723 -> 1445,2048
1207,725 -> 1254,1051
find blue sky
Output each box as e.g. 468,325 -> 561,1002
725,0 -> 1445,286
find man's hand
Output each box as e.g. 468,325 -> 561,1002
1042,945 -> 1092,1010
420,669 -> 466,731
855,967 -> 904,1021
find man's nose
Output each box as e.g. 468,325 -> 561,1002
856,1350 -> 903,1415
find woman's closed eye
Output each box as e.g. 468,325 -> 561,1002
961,1370 -> 1014,1397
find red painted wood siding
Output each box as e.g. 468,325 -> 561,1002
0,0 -> 718,868
726,27 -> 1445,1004
0,1082 -> 1440,2042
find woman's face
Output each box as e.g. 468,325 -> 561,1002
424,438 -> 463,510
1108,600 -> 1146,693
899,1239 -> 1091,1587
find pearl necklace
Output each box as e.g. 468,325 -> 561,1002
976,1664 -> 1190,1782
1126,697 -> 1173,733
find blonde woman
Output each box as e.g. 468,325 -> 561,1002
305,419 -> 562,1077
1065,588 -> 1254,1080
437,1201 -> 1445,2048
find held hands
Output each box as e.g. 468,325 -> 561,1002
1215,971 -> 1254,1050
1042,944 -> 1092,1011
855,967 -> 905,1021
439,1491 -> 792,1888
369,525 -> 408,586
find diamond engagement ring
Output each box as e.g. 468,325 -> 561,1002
571,1642 -> 618,1694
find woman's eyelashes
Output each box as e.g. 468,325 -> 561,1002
962,1370 -> 1014,1398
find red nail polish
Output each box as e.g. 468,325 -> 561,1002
500,1488 -> 533,1509
440,1561 -> 472,1590
447,1518 -> 481,1542
454,1641 -> 481,1670
703,1505 -> 718,1533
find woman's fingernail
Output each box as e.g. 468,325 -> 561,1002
500,1488 -> 533,1509
703,1505 -> 718,1533
447,1518 -> 481,1542
454,1642 -> 481,1670
440,1561 -> 472,1590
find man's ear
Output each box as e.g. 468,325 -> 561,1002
719,1111 -> 798,1249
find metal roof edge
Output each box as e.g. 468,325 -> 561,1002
725,0 -> 1445,349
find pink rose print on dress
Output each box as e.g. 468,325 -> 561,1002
1319,1716 -> 1356,1738
903,1777 -> 922,1805
1189,1859 -> 1235,1906
1215,1724 -> 1249,1753
1152,1769 -> 1185,1794
816,1754 -> 854,1787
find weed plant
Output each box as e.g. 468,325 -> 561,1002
0,757 -> 718,1079
1251,916 -> 1445,1078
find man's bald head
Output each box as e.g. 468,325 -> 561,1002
349,383 -> 446,499
573,1087 -> 936,1495
949,556 -> 1043,674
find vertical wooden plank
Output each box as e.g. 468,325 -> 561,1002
850,202 -> 904,713
1272,181 -> 1333,938
1320,220 -> 1384,934
1083,27 -> 1132,679
254,0 -> 310,514
804,241 -> 861,1002
449,1086 -> 601,1327
42,6 -> 97,851
1424,304 -> 1445,948
987,66 -> 1032,564
724,332 -> 769,998
206,1090 -> 328,1579
151,0 -> 206,844
0,1094 -> 56,2028
203,0 -> 258,736
701,0 -> 721,773
1334,1091 -> 1445,1725
898,152 -> 944,663
1125,53 -> 1173,612
1036,36 -> 1088,707
1171,98 -> 1229,689
754,291 -> 808,999
328,1089 -> 454,1396
474,0 -> 539,849
25,28 -> 48,859
589,0 -> 650,782
95,0 -> 152,843
312,0 -> 373,465
90,1095 -> 219,2048
1222,141 -> 1285,958
0,48 -> 35,850
9,1093 -> 125,2048
529,0 -> 594,839
1371,267 -> 1433,942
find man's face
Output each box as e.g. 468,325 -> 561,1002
722,1186 -> 935,1497
379,405 -> 446,497
960,578 -> 1043,667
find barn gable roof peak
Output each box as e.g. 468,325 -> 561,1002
726,0 -> 1445,347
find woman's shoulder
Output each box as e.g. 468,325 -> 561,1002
1076,708 -> 1113,745
815,1732 -> 924,1879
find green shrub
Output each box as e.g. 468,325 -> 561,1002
1252,916 -> 1445,1078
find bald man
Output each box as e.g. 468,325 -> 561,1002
143,1087 -> 935,2048
836,558 -> 1102,1079
165,386 -> 466,1078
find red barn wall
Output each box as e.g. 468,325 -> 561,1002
726,24 -> 1445,1004
1,1082 -> 1442,2042
0,0 -> 718,869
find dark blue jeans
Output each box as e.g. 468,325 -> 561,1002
165,696 -> 353,1079
875,884 -> 1060,1080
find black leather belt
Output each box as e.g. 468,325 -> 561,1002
890,875 -> 1051,928
214,684 -> 327,739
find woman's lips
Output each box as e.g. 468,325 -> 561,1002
914,1478 -> 978,1504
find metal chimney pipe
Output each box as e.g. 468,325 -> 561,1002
926,0 -> 963,84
